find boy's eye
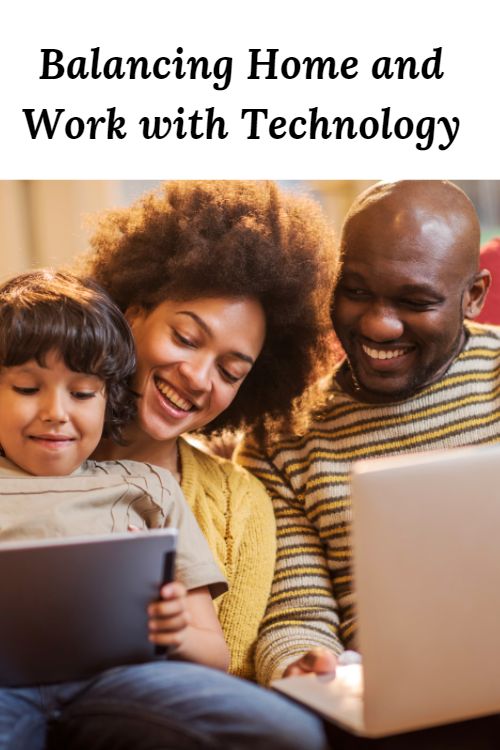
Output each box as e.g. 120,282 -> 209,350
71,391 -> 97,400
12,386 -> 38,395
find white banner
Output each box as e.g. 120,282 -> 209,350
1,0 -> 498,178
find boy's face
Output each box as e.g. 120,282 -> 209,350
0,351 -> 106,476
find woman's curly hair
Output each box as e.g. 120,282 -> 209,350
82,181 -> 339,442
0,270 -> 136,443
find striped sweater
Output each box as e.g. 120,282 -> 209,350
239,322 -> 500,685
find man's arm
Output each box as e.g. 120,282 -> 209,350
238,437 -> 348,684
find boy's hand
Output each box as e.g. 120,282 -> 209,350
147,581 -> 191,649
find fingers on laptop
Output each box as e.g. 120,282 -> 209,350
284,647 -> 338,677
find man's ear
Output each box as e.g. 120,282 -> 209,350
463,269 -> 491,319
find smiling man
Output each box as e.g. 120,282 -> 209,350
240,180 -> 500,684
333,180 -> 489,402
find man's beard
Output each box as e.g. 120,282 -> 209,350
346,325 -> 467,402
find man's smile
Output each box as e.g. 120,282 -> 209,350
361,344 -> 408,361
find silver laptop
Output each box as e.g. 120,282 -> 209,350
274,443 -> 500,737
0,529 -> 176,686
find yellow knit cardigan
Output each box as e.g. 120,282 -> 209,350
179,438 -> 276,681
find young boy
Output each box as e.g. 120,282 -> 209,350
0,270 -> 229,746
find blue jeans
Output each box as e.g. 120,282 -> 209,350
0,661 -> 328,750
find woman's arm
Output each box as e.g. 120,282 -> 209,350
214,469 -> 277,680
148,583 -> 230,671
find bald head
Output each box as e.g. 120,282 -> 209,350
332,180 -> 490,403
342,180 -> 481,277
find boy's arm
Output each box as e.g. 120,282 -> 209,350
148,583 -> 230,671
126,464 -> 229,670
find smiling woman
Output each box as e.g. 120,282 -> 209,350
73,180 -> 339,748
125,297 -> 266,454
81,181 -> 338,682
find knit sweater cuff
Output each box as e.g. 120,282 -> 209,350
256,630 -> 344,686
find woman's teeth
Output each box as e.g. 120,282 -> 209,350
362,345 -> 406,360
155,378 -> 193,411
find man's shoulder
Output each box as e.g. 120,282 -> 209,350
239,374 -> 352,468
465,321 -> 500,348
455,322 -> 500,377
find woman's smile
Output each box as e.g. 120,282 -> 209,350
154,375 -> 197,413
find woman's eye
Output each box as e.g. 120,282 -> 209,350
12,386 -> 38,395
173,330 -> 195,347
218,367 -> 241,385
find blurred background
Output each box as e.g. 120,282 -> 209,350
1,180 -> 499,279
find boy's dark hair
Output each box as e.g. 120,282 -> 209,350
0,270 -> 136,442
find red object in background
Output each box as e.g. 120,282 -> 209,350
475,237 -> 500,325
